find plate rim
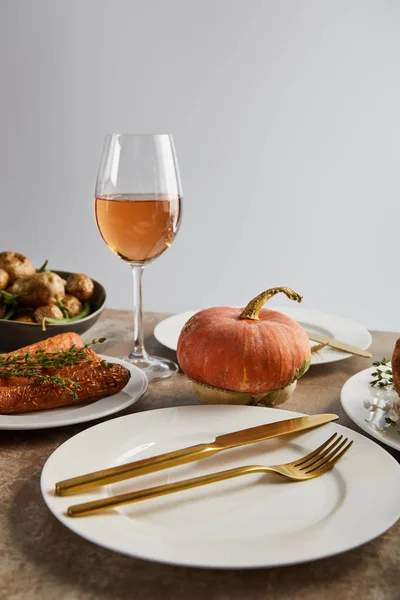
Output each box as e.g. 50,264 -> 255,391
153,306 -> 372,365
340,366 -> 400,452
0,355 -> 148,430
40,404 -> 400,569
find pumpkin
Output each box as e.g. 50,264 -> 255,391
177,287 -> 311,406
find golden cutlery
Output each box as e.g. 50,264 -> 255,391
306,331 -> 372,358
55,413 -> 338,496
68,433 -> 352,517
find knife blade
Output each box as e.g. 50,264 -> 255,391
55,413 -> 338,496
306,331 -> 372,358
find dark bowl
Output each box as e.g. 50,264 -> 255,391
0,271 -> 106,352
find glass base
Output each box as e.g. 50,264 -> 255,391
126,354 -> 179,383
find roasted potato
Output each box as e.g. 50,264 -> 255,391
66,274 -> 94,302
34,305 -> 64,323
0,269 -> 9,290
14,314 -> 36,323
9,272 -> 66,307
0,252 -> 35,283
61,294 -> 83,317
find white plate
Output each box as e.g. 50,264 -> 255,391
41,405 -> 400,569
0,355 -> 148,430
154,306 -> 372,365
341,367 -> 400,452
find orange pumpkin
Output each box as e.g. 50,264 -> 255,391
177,287 -> 311,406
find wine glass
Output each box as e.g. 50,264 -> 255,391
95,134 -> 182,382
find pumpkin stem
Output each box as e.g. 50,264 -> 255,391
239,287 -> 303,321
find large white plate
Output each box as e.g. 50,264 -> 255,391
154,306 -> 372,365
0,355 -> 148,430
341,366 -> 400,452
41,405 -> 400,569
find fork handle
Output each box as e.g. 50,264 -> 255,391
68,465 -> 269,517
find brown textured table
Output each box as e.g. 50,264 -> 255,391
1,309 -> 399,600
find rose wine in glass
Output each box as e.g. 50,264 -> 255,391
95,134 -> 182,381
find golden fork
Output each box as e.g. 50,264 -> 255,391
68,433 -> 353,517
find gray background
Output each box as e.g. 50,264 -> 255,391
0,0 -> 399,330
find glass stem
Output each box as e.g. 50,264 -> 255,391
129,265 -> 148,360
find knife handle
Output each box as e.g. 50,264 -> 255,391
55,443 -> 220,497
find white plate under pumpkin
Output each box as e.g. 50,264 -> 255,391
154,306 -> 372,365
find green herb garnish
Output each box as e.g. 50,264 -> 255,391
0,290 -> 24,320
43,301 -> 91,329
370,358 -> 399,434
56,301 -> 70,319
36,259 -> 49,273
0,338 -> 109,400
370,358 -> 393,388
385,417 -> 400,435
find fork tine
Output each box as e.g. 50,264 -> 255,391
309,441 -> 353,478
307,439 -> 353,475
324,440 -> 354,468
301,436 -> 347,472
292,433 -> 338,467
296,435 -> 343,470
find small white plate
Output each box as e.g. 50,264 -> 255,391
154,306 -> 372,365
0,355 -> 148,430
341,367 -> 400,452
41,405 -> 400,569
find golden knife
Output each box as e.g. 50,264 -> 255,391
306,331 -> 372,358
55,413 -> 338,496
